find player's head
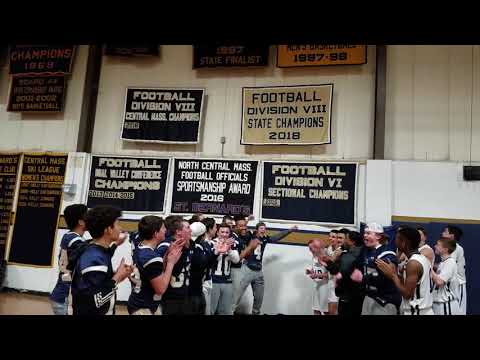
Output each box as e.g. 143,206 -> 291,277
336,228 -> 349,247
217,223 -> 231,240
345,230 -> 362,248
63,204 -> 88,232
435,237 -> 457,256
138,215 -> 165,243
395,226 -> 421,253
222,215 -> 235,227
417,227 -> 427,244
363,222 -> 384,248
165,215 -> 183,236
189,213 -> 204,224
442,225 -> 463,242
256,222 -> 267,236
328,229 -> 338,246
308,238 -> 324,255
85,206 -> 122,243
234,215 -> 248,236
170,218 -> 191,246
202,217 -> 217,239
190,222 -> 207,242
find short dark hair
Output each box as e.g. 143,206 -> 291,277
189,213 -> 202,224
218,223 -> 231,234
165,215 -> 183,233
63,204 -> 88,230
222,215 -> 233,222
138,215 -> 164,240
256,222 -> 266,230
170,218 -> 187,234
348,231 -> 363,246
85,206 -> 122,239
398,227 -> 421,249
330,229 -> 339,234
437,237 -> 457,254
338,228 -> 350,236
445,225 -> 463,241
202,217 -> 216,232
233,214 -> 246,223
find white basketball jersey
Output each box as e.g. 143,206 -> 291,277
402,254 -> 433,312
312,256 -> 329,286
433,257 -> 459,303
451,244 -> 466,285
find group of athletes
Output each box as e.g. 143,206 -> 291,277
307,224 -> 467,315
48,203 -> 467,315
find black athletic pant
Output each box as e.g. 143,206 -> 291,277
161,295 -> 205,315
338,296 -> 364,316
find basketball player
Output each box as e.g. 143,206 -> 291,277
50,204 -> 88,315
234,222 -> 297,315
432,237 -> 461,315
359,222 -> 401,315
325,229 -> 340,314
306,238 -> 329,315
71,206 -> 133,315
201,217 -> 217,315
416,227 -> 434,265
442,225 -> 467,314
127,216 -> 182,315
231,215 -> 255,314
210,223 -> 240,315
376,226 -> 433,315
156,218 -> 194,315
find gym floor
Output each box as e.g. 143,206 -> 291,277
0,290 -> 128,315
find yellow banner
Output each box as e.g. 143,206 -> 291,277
241,85 -> 333,145
277,45 -> 367,67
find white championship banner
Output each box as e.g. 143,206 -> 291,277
241,84 -> 333,145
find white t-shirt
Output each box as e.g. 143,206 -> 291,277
450,244 -> 466,285
433,257 -> 459,303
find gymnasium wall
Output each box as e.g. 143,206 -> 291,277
385,45 -> 480,161
0,46 -> 89,152
92,45 -> 377,160
2,45 -> 480,315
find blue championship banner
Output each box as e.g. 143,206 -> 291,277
121,87 -> 205,144
261,161 -> 358,226
193,45 -> 269,68
87,155 -> 170,212
171,158 -> 258,216
7,153 -> 68,267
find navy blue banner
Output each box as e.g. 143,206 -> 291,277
261,161 -> 357,225
121,88 -> 204,144
193,45 -> 269,68
87,156 -> 170,212
171,158 -> 258,216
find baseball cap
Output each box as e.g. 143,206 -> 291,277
190,222 -> 207,241
365,222 -> 384,234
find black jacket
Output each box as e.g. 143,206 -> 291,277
327,245 -> 364,301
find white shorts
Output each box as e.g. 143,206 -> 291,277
327,279 -> 338,303
312,282 -> 329,312
433,300 -> 461,315
403,307 -> 434,315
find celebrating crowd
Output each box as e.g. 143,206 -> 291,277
48,204 -> 467,316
